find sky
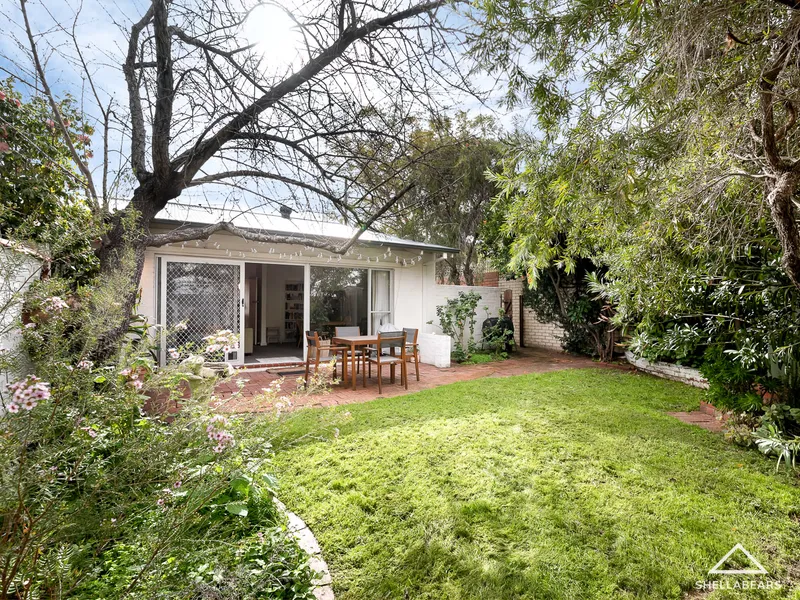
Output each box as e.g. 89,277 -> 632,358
0,0 -> 527,218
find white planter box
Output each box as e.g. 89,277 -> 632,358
418,333 -> 451,368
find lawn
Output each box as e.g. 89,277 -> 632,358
265,369 -> 800,599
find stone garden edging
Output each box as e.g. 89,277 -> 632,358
274,498 -> 334,600
624,351 -> 708,389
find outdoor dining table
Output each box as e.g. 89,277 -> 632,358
331,334 -> 378,390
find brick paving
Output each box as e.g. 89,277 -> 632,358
668,401 -> 726,433
212,347 -> 630,414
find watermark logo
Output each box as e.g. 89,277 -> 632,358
708,543 -> 768,576
695,543 -> 781,592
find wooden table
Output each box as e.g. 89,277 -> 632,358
332,335 -> 378,390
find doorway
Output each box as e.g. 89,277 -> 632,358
244,263 -> 304,365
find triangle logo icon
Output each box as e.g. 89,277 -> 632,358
708,543 -> 768,575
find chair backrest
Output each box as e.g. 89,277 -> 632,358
403,328 -> 418,344
305,331 -> 319,346
335,326 -> 360,337
378,331 -> 406,351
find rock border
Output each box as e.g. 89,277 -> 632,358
624,351 -> 708,389
274,498 -> 334,600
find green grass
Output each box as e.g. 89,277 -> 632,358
460,352 -> 505,364
265,369 -> 800,599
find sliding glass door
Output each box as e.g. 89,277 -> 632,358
160,257 -> 244,365
309,266 -> 393,337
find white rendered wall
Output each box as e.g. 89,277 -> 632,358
0,243 -> 42,399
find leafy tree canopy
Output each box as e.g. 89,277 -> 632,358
471,0 -> 800,317
353,111 -> 506,284
0,80 -> 99,280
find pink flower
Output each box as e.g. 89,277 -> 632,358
44,296 -> 69,313
81,427 -> 97,438
173,480 -> 182,489
7,403 -> 19,414
156,498 -> 165,507
12,99 -> 20,108
45,119 -> 55,129
0,141 -> 9,154
130,379 -> 143,390
0,91 -> 5,101
168,348 -> 180,360
119,368 -> 132,377
77,360 -> 93,370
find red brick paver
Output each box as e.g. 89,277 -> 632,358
213,348 -> 630,414
668,401 -> 727,433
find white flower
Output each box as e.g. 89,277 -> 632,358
24,323 -> 36,329
77,360 -> 93,370
168,348 -> 180,360
174,322 -> 188,331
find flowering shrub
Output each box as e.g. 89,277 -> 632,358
0,272 -> 314,599
5,374 -> 50,412
298,358 -> 339,396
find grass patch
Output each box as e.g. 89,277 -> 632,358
459,352 -> 504,364
265,369 -> 800,599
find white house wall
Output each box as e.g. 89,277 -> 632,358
137,230 -> 433,341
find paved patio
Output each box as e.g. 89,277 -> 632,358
213,348 -> 630,413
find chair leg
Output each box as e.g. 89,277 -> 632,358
304,358 -> 310,387
414,350 -> 420,381
376,362 -> 382,394
402,359 -> 408,390
362,355 -> 366,388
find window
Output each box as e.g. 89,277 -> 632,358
370,269 -> 392,333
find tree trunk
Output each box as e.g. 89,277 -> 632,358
92,183 -> 169,361
766,170 -> 800,290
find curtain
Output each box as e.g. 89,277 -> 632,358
371,270 -> 391,332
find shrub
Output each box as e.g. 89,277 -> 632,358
430,291 -> 481,362
0,270 -> 313,599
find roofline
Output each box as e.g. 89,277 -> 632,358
150,218 -> 461,254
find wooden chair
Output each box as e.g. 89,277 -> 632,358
335,326 -> 364,375
366,331 -> 407,394
403,327 -> 421,382
304,331 -> 348,385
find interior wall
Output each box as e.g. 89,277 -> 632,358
259,264 -> 304,344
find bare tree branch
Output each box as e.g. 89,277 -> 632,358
19,0 -> 99,208
122,3 -> 154,181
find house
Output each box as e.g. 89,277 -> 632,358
136,202 -> 471,367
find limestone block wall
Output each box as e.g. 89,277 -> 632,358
624,351 -> 709,389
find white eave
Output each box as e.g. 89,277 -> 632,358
149,202 -> 460,254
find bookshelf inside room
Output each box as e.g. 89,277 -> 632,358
284,282 -> 304,343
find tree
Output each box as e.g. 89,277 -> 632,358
470,0 -> 800,293
0,80 -> 99,281
6,0 -> 471,353
348,112 -> 505,284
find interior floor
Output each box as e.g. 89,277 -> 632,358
245,343 -> 303,365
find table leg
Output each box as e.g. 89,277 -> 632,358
341,349 -> 347,384
351,344 -> 357,390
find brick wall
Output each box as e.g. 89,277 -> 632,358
521,316 -> 564,351
497,278 -> 564,352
